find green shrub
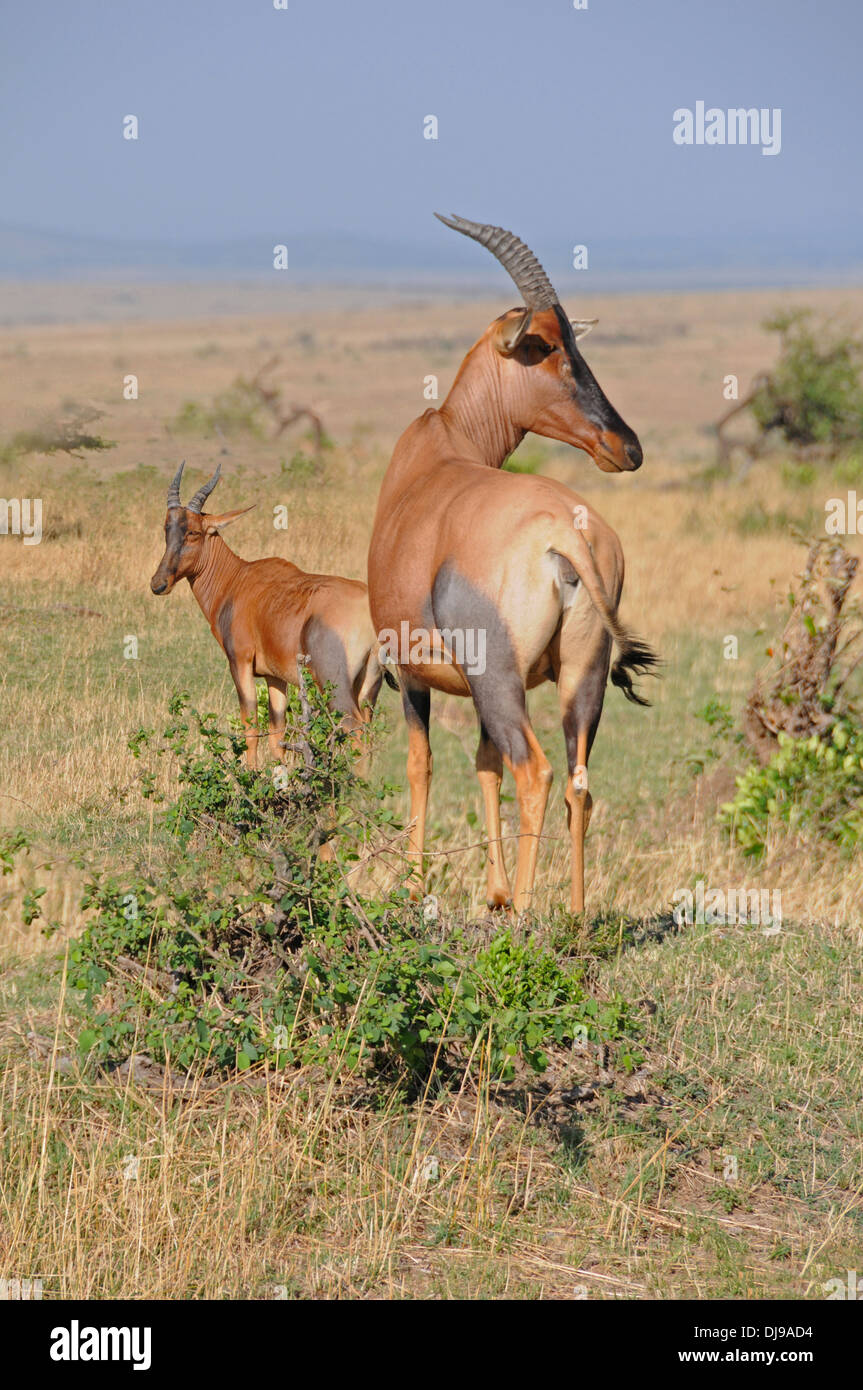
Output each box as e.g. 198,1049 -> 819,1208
831,452 -> 863,486
170,379 -> 267,438
65,679 -> 640,1089
685,697 -> 745,777
751,311 -> 863,450
280,450 -> 323,484
719,717 -> 863,857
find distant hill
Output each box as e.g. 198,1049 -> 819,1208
0,222 -> 860,292
0,224 -> 443,278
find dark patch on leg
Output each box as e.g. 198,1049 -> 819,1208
401,678 -> 430,733
431,562 -> 529,764
561,659 -> 608,769
302,615 -> 355,716
216,597 -> 235,662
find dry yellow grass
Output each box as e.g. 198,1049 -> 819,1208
1,282 -> 862,1299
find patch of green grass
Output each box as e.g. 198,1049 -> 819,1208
605,915 -> 863,1226
733,500 -> 821,536
503,441 -> 560,474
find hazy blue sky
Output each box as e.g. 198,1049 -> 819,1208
1,0 -> 861,271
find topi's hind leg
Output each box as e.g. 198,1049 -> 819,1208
349,652 -> 383,777
558,637 -> 610,915
475,723 -> 512,909
562,721 -> 593,915
431,562 -> 550,916
302,615 -> 357,723
302,615 -> 372,771
466,666 -> 552,916
266,677 -> 287,761
354,650 -> 384,720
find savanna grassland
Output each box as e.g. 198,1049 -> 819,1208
1,280 -> 862,1300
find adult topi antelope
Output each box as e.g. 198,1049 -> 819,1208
151,462 -> 383,766
367,215 -> 658,917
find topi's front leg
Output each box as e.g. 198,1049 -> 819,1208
231,661 -> 260,769
401,677 -> 432,899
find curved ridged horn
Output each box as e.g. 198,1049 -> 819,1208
166,460 -> 185,508
434,213 -> 560,310
186,462 -> 222,514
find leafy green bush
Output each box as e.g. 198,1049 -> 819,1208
280,450 -> 324,484
751,311 -> 863,450
1,828 -> 31,874
170,380 -> 267,438
720,717 -> 863,856
685,698 -> 745,778
65,680 -> 640,1088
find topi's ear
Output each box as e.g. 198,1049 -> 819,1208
204,504 -> 256,533
492,307 -> 532,357
570,318 -> 598,342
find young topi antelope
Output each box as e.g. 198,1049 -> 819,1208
367,215 -> 659,918
150,462 -> 383,765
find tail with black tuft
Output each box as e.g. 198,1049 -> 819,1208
610,635 -> 661,706
549,526 -> 660,707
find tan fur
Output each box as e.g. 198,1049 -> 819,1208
151,482 -> 381,768
368,306 -> 656,916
